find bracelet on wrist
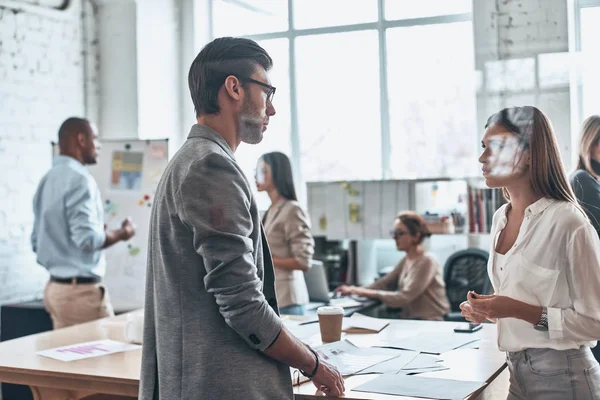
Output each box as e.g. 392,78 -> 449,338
299,347 -> 319,378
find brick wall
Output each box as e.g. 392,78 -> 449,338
474,0 -> 573,169
0,0 -> 97,306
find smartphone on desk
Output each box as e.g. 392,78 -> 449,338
454,323 -> 482,333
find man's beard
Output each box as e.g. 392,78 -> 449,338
82,153 -> 97,165
238,97 -> 264,145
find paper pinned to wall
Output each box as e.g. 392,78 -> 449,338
110,151 -> 144,191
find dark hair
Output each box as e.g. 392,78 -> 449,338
58,117 -> 91,145
396,211 -> 431,244
188,37 -> 273,117
261,152 -> 297,201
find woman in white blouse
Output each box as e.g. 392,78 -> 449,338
460,106 -> 600,399
256,152 -> 314,315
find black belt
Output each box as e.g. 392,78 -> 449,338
50,276 -> 100,284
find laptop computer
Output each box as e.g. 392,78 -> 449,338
303,261 -> 368,309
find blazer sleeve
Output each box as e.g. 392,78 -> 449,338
283,203 -> 315,269
177,153 -> 282,352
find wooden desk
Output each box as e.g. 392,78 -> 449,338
294,319 -> 507,399
0,312 -> 139,400
0,312 -> 506,400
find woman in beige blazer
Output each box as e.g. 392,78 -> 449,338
335,211 -> 450,320
256,152 -> 314,315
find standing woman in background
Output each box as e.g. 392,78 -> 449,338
256,152 -> 314,315
570,115 -> 600,236
461,106 -> 600,399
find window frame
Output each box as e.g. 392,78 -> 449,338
569,0 -> 600,167
208,0 -> 472,199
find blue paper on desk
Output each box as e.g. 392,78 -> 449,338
354,374 -> 485,399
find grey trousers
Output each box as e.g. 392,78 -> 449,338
506,346 -> 600,399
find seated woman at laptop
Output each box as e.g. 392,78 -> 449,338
335,211 -> 450,320
256,152 -> 314,315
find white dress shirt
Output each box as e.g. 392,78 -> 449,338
489,197 -> 600,352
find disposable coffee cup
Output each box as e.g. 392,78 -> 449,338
317,306 -> 344,343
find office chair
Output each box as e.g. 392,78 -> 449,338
443,248 -> 492,322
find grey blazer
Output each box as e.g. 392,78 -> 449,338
139,125 -> 293,400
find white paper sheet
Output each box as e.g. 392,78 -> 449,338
315,340 -> 398,375
398,366 -> 450,375
380,332 -> 481,354
354,374 -> 485,399
402,353 -> 443,370
356,349 -> 419,374
37,339 -> 140,362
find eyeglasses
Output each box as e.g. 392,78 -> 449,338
390,230 -> 409,238
238,76 -> 276,104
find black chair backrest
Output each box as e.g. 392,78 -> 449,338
444,248 -> 492,312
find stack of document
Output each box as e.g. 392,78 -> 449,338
399,353 -> 449,374
379,331 -> 481,354
342,313 -> 389,334
313,340 -> 399,375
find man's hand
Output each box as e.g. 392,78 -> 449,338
120,218 -> 136,241
311,357 -> 345,397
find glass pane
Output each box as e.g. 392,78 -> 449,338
387,22 -> 477,179
385,0 -> 471,20
581,7 -> 600,119
296,31 -> 381,181
293,0 -> 378,29
212,0 -> 288,38
234,39 -> 292,211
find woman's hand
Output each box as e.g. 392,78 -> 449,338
334,285 -> 355,296
459,301 -> 488,324
466,291 -> 541,324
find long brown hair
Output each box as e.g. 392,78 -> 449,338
485,106 -> 585,216
576,115 -> 600,178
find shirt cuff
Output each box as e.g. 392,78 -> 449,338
547,307 -> 564,340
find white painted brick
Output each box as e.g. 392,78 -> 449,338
0,1 -> 99,315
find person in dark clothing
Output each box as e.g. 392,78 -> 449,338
570,114 -> 600,363
570,115 -> 600,236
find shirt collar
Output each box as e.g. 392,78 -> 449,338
501,197 -> 554,222
525,197 -> 554,216
187,124 -> 235,160
53,155 -> 88,171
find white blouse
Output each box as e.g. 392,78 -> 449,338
489,197 -> 600,352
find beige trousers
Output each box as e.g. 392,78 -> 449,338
43,281 -> 115,329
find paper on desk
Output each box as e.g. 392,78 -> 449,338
315,340 -> 398,375
283,320 -> 322,347
342,313 -> 389,334
356,349 -> 419,374
380,332 -> 481,355
402,353 -> 443,370
37,339 -> 140,362
354,373 -> 485,399
398,366 -> 450,375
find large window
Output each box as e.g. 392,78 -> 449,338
210,0 -> 477,205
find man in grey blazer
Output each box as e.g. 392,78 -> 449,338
139,37 -> 345,399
